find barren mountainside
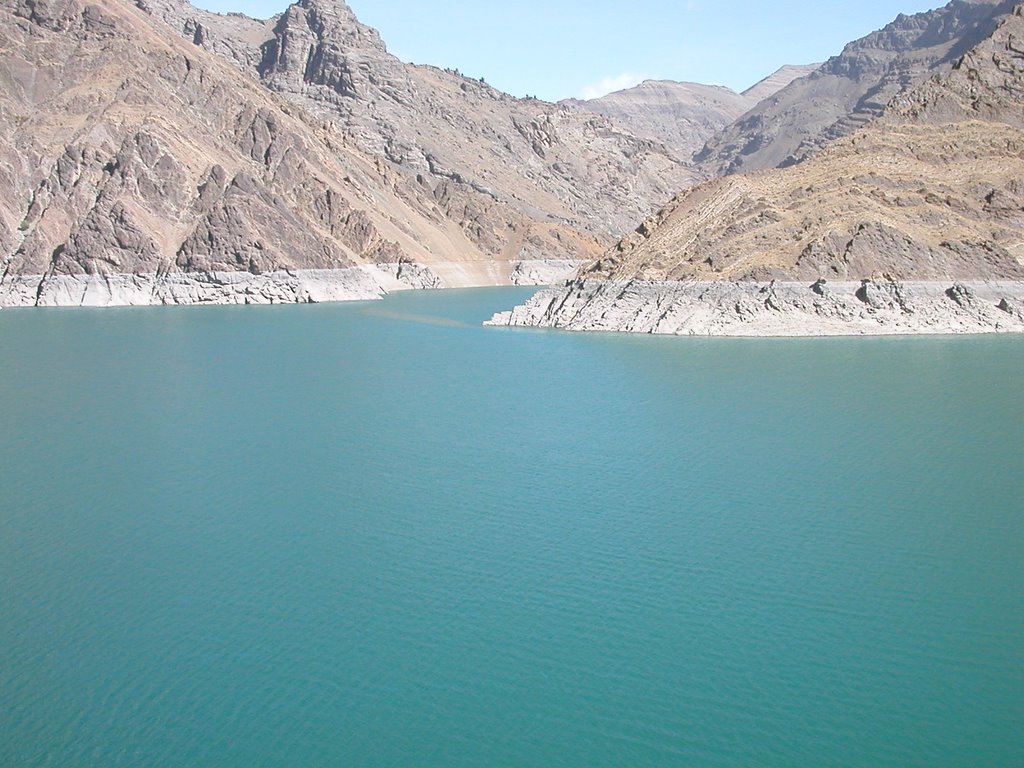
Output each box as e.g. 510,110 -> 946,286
137,0 -> 697,244
562,80 -> 752,161
593,2 -> 1024,284
696,0 -> 1016,176
491,2 -> 1024,336
0,0 -> 613,306
563,66 -> 822,162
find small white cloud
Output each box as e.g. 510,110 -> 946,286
579,73 -> 646,100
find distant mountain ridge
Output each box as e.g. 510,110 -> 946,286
561,81 -> 751,161
562,65 -> 821,161
696,0 -> 1016,175
740,63 -> 821,104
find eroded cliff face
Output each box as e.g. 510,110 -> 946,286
695,0 -> 1016,176
0,0 -> 604,305
491,3 -> 1024,336
134,0 -> 697,256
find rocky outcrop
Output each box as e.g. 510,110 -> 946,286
139,0 -> 697,256
696,0 -> 1015,175
888,2 -> 1024,125
486,280 -> 1024,336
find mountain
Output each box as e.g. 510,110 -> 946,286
490,2 -> 1024,336
562,67 -> 821,162
740,63 -> 821,105
695,0 -> 1016,176
561,81 -> 752,161
0,0 -> 536,305
137,0 -> 698,244
0,0 -> 701,306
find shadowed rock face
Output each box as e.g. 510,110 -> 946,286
0,0 -> 614,302
696,0 -> 1016,176
740,64 -> 822,105
134,0 -> 698,252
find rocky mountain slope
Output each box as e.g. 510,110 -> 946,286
490,2 -> 1024,336
0,0 -> 722,307
562,81 -> 751,160
0,0 -> 610,306
740,63 -> 821,105
696,0 -> 1016,176
563,66 -> 821,161
137,0 -> 698,247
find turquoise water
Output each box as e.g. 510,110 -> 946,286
0,287 -> 1022,767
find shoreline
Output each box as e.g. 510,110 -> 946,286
485,279 -> 1024,337
0,259 -> 583,309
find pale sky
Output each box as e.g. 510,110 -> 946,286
193,0 -> 945,100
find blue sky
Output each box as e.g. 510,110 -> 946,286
193,0 -> 945,100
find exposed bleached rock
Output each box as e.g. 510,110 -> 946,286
0,265 -> 434,307
509,259 -> 584,286
486,280 -> 1024,336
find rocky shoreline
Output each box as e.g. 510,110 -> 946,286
0,259 -> 583,308
485,279 -> 1024,336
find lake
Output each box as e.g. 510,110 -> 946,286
1,287 -> 1021,767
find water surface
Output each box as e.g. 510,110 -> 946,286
1,288 -> 1022,767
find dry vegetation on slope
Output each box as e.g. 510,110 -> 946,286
585,4 -> 1024,285
488,3 -> 1024,335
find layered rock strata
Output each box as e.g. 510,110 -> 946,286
0,0 -> 608,307
696,0 -> 1015,175
487,280 -> 1024,336
492,3 -> 1024,336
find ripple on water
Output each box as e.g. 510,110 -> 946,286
0,290 -> 1022,767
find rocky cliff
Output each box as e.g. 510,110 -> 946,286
1,0 -> 543,306
490,2 -> 1024,336
695,0 -> 1015,176
136,0 -> 698,250
0,0 -> 709,307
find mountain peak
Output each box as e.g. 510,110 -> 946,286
696,0 -> 1016,175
